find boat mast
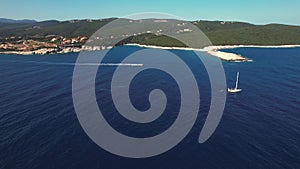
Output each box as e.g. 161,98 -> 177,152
235,72 -> 239,89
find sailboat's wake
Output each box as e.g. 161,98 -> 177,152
4,60 -> 144,67
78,63 -> 144,67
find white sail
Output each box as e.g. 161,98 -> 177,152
235,72 -> 239,89
228,72 -> 242,93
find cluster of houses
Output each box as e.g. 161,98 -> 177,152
49,36 -> 88,45
0,35 -> 89,53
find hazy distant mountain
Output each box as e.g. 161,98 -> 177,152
0,18 -> 37,24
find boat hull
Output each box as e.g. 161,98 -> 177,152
228,88 -> 242,93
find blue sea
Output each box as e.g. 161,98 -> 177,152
0,46 -> 299,169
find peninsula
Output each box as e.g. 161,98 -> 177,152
1,18 -> 300,61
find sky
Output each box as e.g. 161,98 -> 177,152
1,0 -> 300,25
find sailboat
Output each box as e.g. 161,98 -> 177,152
228,72 -> 242,93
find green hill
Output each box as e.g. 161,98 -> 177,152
199,22 -> 300,45
1,18 -> 300,46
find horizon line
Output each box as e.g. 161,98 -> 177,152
1,17 -> 300,26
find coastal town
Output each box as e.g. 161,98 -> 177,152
0,35 -> 89,54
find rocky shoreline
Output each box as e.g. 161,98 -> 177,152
0,47 -> 81,55
1,44 -> 300,62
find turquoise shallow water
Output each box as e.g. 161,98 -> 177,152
0,46 -> 299,169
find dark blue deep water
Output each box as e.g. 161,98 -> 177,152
0,46 -> 299,169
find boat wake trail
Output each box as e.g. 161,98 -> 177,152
4,60 -> 144,67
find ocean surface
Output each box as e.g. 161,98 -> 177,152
0,46 -> 299,169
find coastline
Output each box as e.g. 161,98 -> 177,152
1,43 -> 300,62
0,47 -> 82,55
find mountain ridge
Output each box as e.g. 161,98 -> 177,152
0,18 -> 37,24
